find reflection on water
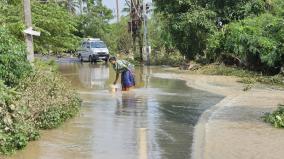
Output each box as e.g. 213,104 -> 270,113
6,63 -> 223,159
79,64 -> 109,89
59,63 -> 111,90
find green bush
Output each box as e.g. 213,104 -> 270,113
151,49 -> 184,66
36,97 -> 80,129
207,13 -> 284,71
263,105 -> 284,128
0,60 -> 81,154
0,27 -> 31,86
0,80 -> 39,155
18,60 -> 81,129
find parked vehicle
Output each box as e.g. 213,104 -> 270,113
77,38 -> 110,63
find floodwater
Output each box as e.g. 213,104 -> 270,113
7,63 -> 223,159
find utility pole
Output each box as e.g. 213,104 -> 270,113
23,0 -> 40,62
23,0 -> 34,62
116,0 -> 120,22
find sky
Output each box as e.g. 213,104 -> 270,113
102,0 -> 152,21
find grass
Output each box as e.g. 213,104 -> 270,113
193,64 -> 284,89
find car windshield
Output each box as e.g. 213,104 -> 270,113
91,41 -> 106,48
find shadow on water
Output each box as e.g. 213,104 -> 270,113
6,63 -> 223,159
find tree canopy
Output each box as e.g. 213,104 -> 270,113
153,0 -> 284,73
0,0 -> 113,54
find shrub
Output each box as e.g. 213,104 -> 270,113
207,13 -> 284,73
0,60 -> 81,154
17,60 -> 81,129
0,27 -> 31,86
0,81 -> 39,154
263,105 -> 284,128
151,49 -> 184,66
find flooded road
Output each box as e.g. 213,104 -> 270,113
7,63 -> 223,159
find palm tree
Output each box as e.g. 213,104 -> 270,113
56,0 -> 80,14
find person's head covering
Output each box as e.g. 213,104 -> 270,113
109,56 -> 116,62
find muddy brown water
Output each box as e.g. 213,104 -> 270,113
6,63 -> 223,159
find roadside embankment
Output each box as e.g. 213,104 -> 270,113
0,61 -> 81,155
153,73 -> 284,159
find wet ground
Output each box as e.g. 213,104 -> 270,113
7,63 -> 223,159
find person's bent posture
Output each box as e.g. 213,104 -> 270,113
109,57 -> 135,91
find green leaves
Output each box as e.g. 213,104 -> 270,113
0,0 -> 81,54
0,80 -> 39,155
0,27 -> 31,86
154,1 -> 216,60
263,105 -> 284,128
208,13 -> 284,70
76,3 -> 113,38
154,0 -> 284,72
0,60 -> 81,154
32,1 -> 80,54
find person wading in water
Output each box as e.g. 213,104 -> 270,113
109,57 -> 135,91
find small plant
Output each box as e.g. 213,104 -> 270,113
263,105 -> 284,128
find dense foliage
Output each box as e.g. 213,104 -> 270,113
208,13 -> 284,73
0,27 -> 31,86
0,0 -> 78,54
0,1 -> 85,154
154,0 -> 216,60
0,61 -> 81,154
0,0 -> 113,54
18,60 -> 81,129
154,0 -> 284,73
105,17 -> 132,54
32,1 -> 80,53
76,1 -> 113,39
148,13 -> 184,65
0,80 -> 39,154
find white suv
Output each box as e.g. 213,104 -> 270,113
77,38 -> 110,63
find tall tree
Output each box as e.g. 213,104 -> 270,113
153,0 -> 276,62
57,0 -> 80,14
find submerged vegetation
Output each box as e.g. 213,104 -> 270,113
263,105 -> 284,128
